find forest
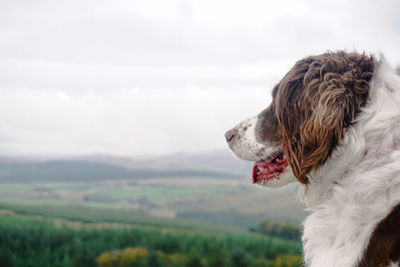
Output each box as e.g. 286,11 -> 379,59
0,214 -> 302,267
0,157 -> 305,267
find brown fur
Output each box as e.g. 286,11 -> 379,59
258,51 -> 374,183
357,203 -> 400,267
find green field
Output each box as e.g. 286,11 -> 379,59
0,178 -> 306,229
0,159 -> 306,266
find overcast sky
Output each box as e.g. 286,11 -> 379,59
1,0 -> 400,156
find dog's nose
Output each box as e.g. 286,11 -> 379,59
225,128 -> 238,144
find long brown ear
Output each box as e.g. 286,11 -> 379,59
275,51 -> 374,184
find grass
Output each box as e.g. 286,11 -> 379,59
0,179 -> 306,228
0,201 -> 302,252
0,181 -> 243,201
0,202 -> 245,235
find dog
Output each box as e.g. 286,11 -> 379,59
225,51 -> 400,267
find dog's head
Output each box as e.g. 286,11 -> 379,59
225,51 -> 374,187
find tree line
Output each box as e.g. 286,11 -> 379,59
0,215 -> 302,267
97,246 -> 301,267
250,219 -> 301,241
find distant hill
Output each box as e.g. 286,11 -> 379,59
117,150 -> 252,174
0,151 -> 307,228
0,150 -> 250,182
0,161 -> 240,182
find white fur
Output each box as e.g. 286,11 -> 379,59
227,116 -> 297,187
226,56 -> 400,267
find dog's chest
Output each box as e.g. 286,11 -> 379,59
302,195 -> 391,267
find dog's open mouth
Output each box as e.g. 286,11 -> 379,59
252,150 -> 288,184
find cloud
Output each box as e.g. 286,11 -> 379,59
0,86 -> 271,155
0,0 -> 399,156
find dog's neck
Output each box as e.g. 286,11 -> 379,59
299,58 -> 400,267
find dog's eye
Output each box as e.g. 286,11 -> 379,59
256,107 -> 279,143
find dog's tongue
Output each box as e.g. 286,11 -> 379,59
252,157 -> 288,184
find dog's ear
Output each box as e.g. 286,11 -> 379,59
276,51 -> 374,184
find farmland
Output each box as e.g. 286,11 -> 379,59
0,155 -> 306,266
